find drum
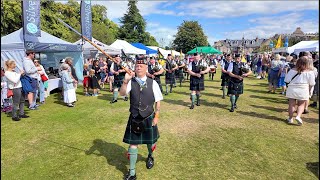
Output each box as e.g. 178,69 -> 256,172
209,65 -> 216,73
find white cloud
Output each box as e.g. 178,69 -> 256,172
224,13 -> 319,39
146,26 -> 178,47
178,1 -> 319,18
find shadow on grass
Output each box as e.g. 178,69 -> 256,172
236,110 -> 286,122
162,97 -> 228,110
302,117 -> 319,124
306,162 -> 319,178
250,95 -> 288,104
86,139 -> 146,176
250,104 -> 286,113
246,89 -> 271,94
162,98 -> 190,108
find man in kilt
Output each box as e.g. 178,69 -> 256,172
174,56 -> 186,87
119,56 -> 163,180
227,54 -> 252,112
187,53 -> 210,109
110,54 -> 128,103
208,54 -> 218,80
163,54 -> 178,95
220,54 -> 233,99
147,57 -> 164,93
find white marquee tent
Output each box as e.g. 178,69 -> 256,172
74,37 -> 121,57
291,41 -> 319,54
110,39 -> 146,55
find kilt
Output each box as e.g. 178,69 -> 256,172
165,72 -> 175,85
221,74 -> 230,87
227,81 -> 243,95
154,76 -> 162,86
113,74 -> 124,89
190,76 -> 204,91
123,113 -> 160,145
175,69 -> 184,80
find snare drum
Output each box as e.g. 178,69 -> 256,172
209,65 -> 216,73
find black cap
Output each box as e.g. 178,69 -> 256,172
150,56 -> 154,60
226,54 -> 231,57
235,54 -> 241,58
193,53 -> 198,56
114,54 -> 120,58
167,54 -> 172,57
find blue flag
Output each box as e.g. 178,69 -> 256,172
22,0 -> 41,37
81,0 -> 92,41
284,36 -> 289,47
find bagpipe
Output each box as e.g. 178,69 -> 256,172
196,59 -> 208,71
240,63 -> 251,74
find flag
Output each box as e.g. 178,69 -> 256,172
80,0 -> 92,41
241,54 -> 246,63
22,0 -> 41,38
275,35 -> 282,48
121,49 -> 127,59
180,49 -> 183,60
171,50 -> 173,56
158,49 -> 166,66
284,36 -> 289,47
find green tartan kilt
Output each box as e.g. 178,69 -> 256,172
175,70 -> 184,80
123,113 -> 160,145
227,81 -> 243,95
113,75 -> 124,89
190,76 -> 205,91
165,72 -> 175,85
221,73 -> 230,87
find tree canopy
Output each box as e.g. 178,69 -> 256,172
118,0 -> 158,46
172,20 -> 208,53
1,0 -> 119,45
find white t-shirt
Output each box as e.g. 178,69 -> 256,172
126,76 -> 163,102
284,69 -> 315,86
4,71 -> 22,89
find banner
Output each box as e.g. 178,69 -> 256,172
284,36 -> 289,47
81,0 -> 92,41
275,35 -> 282,48
22,0 -> 41,37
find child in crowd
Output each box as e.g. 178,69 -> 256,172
61,64 -> 77,107
89,69 -> 100,96
83,64 -> 90,96
278,56 -> 290,95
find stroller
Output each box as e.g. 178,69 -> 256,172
1,98 -> 13,113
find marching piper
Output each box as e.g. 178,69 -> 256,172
187,53 -> 210,109
227,54 -> 252,112
120,56 -> 163,180
208,54 -> 218,80
175,56 -> 186,87
220,54 -> 233,99
163,54 -> 178,95
110,54 -> 129,103
147,57 -> 164,92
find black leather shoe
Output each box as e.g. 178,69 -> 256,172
229,107 -> 234,112
12,117 -> 21,121
124,97 -> 128,101
196,102 -> 200,106
146,155 -> 154,169
234,104 -> 237,109
110,100 -> 118,104
124,171 -> 136,180
19,114 -> 29,118
164,93 -> 168,95
190,104 -> 194,109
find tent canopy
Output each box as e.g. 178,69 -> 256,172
131,43 -> 157,55
74,37 -> 121,56
289,41 -> 319,54
110,39 -> 146,55
187,46 -> 222,54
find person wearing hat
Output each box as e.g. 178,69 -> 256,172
163,54 -> 178,95
227,54 -> 252,112
220,54 -> 233,99
208,54 -> 218,81
187,53 -> 210,109
174,55 -> 185,87
119,57 -> 163,180
147,56 -> 164,92
110,54 -> 128,103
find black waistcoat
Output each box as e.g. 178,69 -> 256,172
130,78 -> 155,118
222,60 -> 231,75
230,61 -> 243,83
114,63 -> 126,77
148,63 -> 160,76
191,61 -> 204,79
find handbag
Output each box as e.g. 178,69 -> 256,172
7,89 -> 13,98
41,74 -> 48,82
131,117 -> 145,134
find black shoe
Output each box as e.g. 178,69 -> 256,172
169,90 -> 172,93
190,104 -> 194,109
19,114 -> 29,118
303,109 -> 309,114
196,101 -> 200,106
12,117 -> 21,121
222,96 -> 225,99
229,107 -> 234,112
310,102 -> 317,107
146,155 -> 154,169
124,97 -> 128,101
234,104 -> 237,109
124,171 -> 136,180
110,100 -> 118,103
165,93 -> 168,95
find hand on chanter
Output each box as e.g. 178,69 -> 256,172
124,71 -> 134,83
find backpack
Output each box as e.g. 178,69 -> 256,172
20,75 -> 34,94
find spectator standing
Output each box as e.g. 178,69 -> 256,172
61,64 -> 77,107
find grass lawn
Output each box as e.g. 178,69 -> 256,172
1,69 -> 319,179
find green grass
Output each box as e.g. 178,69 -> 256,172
1,69 -> 319,180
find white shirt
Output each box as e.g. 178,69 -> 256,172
4,71 -> 22,89
284,69 -> 316,86
126,76 -> 163,102
227,62 -> 235,72
187,60 -> 208,71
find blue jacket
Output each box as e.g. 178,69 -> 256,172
20,75 -> 33,94
61,71 -> 74,90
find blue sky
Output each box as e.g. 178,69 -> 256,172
91,1 -> 319,47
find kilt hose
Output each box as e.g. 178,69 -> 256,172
221,73 -> 230,87
165,72 -> 175,85
227,80 -> 243,95
190,76 -> 205,91
123,112 -> 160,145
113,74 -> 124,89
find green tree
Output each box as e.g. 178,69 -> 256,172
118,0 -> 158,46
172,20 -> 208,53
1,0 -> 22,36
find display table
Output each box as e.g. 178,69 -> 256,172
47,78 -> 62,93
